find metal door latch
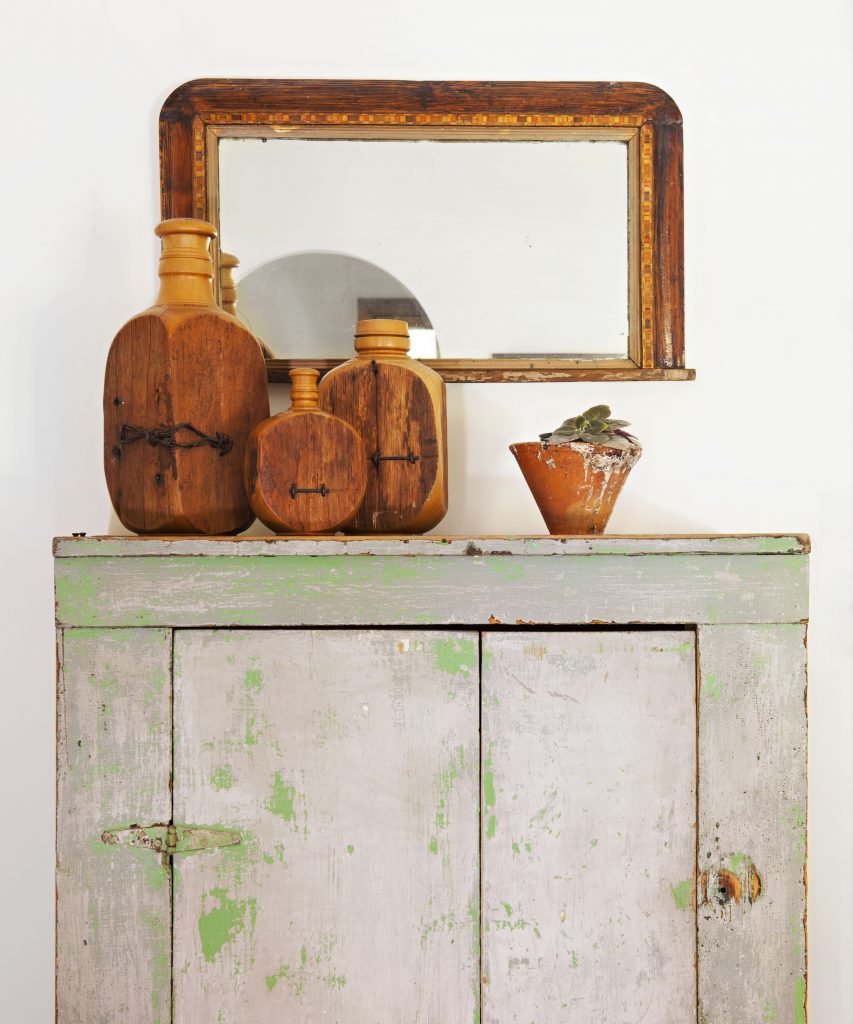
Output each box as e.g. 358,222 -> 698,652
101,823 -> 242,855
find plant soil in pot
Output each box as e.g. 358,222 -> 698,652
510,405 -> 642,535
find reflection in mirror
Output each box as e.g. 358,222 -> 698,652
219,138 -> 629,362
234,252 -> 438,359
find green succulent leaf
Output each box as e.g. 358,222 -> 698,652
602,435 -> 632,449
583,404 -> 611,421
539,405 -> 637,448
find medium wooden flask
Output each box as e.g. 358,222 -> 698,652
104,219 -> 269,534
318,319 -> 448,533
244,369 -> 368,534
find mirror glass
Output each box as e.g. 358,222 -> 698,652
219,137 -> 629,361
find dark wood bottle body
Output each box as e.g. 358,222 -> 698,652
319,354 -> 448,534
104,306 -> 269,534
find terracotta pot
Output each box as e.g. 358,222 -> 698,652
510,439 -> 642,535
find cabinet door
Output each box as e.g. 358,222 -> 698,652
481,631 -> 697,1023
172,629 -> 480,1023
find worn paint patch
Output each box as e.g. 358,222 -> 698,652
244,667 -> 263,690
210,764 -> 235,791
432,636 -> 478,677
671,880 -> 693,911
266,772 -> 308,836
198,888 -> 256,963
702,673 -> 721,700
794,976 -> 806,1024
346,844 -> 355,855
484,744 -> 496,839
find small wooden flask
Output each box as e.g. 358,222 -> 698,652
318,319 -> 448,533
104,219 -> 269,534
244,369 -> 368,534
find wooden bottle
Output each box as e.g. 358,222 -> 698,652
104,219 -> 270,534
318,319 -> 448,533
220,250 -> 274,357
244,369 -> 368,534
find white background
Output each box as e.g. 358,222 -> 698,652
1,1 -> 850,1019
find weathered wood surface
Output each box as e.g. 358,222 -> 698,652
57,628 -> 172,1023
318,322 -> 449,533
53,534 -> 810,558
481,631 -> 697,1022
55,549 -> 808,628
171,629 -> 480,1022
697,625 -> 808,1024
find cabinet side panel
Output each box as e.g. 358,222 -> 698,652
172,629 -> 480,1023
697,624 -> 808,1024
57,628 -> 172,1024
482,630 -> 697,1023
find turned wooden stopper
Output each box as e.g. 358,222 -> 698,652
289,367 -> 321,410
353,318 -> 411,357
154,218 -> 218,307
219,252 -> 240,315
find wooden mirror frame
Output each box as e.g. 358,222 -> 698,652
160,79 -> 693,383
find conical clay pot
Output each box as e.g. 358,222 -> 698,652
510,440 -> 642,535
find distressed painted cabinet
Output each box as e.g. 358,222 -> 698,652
54,535 -> 809,1023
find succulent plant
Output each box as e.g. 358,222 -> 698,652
539,404 -> 638,451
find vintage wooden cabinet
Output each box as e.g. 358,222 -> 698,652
54,535 -> 809,1023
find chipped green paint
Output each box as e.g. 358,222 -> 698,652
346,844 -> 355,855
790,806 -> 807,857
570,949 -> 579,969
265,963 -> 290,992
794,976 -> 806,1024
485,559 -> 527,581
210,764 -> 235,790
420,911 -> 458,947
266,770 -> 309,835
728,852 -> 750,873
245,715 -> 260,748
590,838 -> 599,847
432,636 -> 477,677
428,836 -> 439,855
483,743 -> 496,839
670,880 -> 693,911
244,667 -> 263,690
502,902 -> 513,918
763,1003 -> 778,1022
703,673 -> 721,700
198,888 -> 256,963
468,894 -> 481,959
263,852 -> 275,866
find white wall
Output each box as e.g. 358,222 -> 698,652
1,1 -> 850,1019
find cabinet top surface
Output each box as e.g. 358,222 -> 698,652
53,534 -> 810,558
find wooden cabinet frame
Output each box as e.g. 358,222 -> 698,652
55,535 -> 806,1021
160,80 -> 693,383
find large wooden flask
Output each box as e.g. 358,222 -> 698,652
244,369 -> 368,534
318,319 -> 448,533
104,219 -> 269,534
